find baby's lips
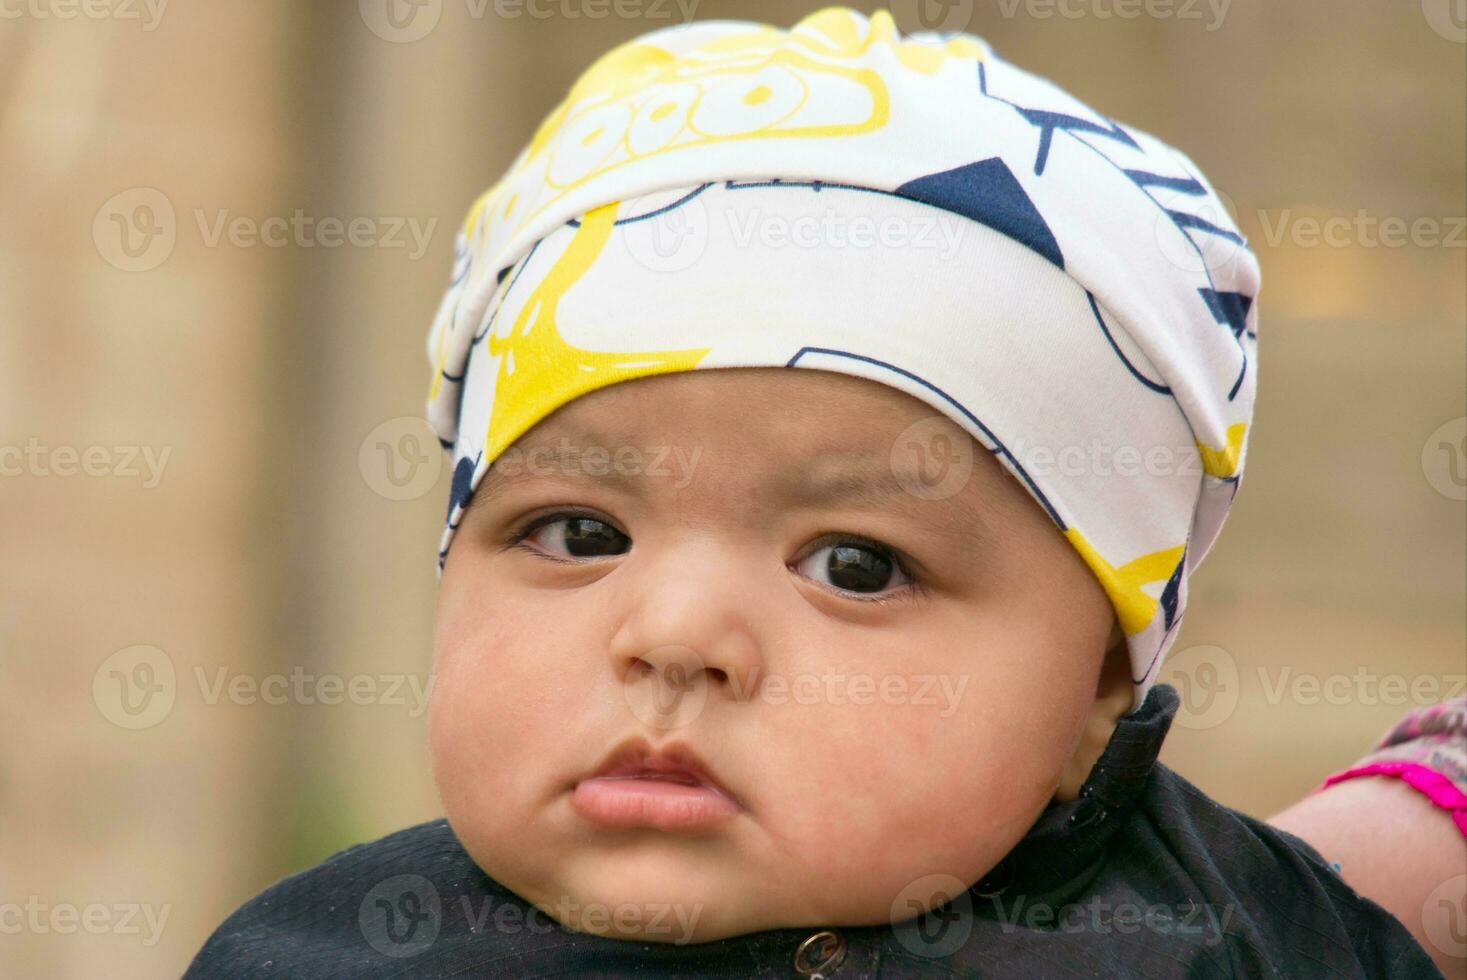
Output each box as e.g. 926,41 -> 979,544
582,736 -> 743,808
568,736 -> 749,831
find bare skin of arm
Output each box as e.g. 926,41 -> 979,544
1270,776 -> 1467,979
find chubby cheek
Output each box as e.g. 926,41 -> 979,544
429,579 -> 595,843
754,637 -> 1090,919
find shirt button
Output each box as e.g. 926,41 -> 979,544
792,929 -> 846,978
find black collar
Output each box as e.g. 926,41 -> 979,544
970,682 -> 1180,910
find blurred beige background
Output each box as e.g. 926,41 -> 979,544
1,1 -> 1463,976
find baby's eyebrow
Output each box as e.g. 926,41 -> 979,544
776,452 -> 988,530
475,435 -> 644,510
777,455 -> 911,509
473,440 -> 989,532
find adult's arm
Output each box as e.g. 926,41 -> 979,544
1269,697 -> 1466,979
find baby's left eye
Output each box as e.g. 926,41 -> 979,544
518,514 -> 630,559
794,540 -> 911,599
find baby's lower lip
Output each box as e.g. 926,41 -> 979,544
571,774 -> 740,832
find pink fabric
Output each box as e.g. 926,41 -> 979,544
1319,761 -> 1467,838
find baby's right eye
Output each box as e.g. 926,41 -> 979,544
514,512 -> 630,561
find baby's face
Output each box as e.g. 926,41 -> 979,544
432,367 -> 1116,943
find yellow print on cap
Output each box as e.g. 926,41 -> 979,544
1198,422 -> 1247,478
462,9 -> 988,243
1064,530 -> 1186,637
481,202 -> 712,465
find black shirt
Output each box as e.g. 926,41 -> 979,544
184,685 -> 1442,978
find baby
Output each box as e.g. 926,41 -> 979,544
186,8 -> 1443,977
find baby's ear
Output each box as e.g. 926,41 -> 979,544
1053,621 -> 1131,801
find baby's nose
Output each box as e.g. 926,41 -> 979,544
617,641 -> 762,730
619,632 -> 763,700
628,643 -> 726,688
605,541 -> 770,712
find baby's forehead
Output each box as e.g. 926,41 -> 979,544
468,389 -> 1026,540
507,367 -> 961,457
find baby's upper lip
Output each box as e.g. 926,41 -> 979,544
583,738 -> 742,807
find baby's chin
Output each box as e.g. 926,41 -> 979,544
516,867 -> 860,945
471,838 -> 792,944
463,828 -> 1002,945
